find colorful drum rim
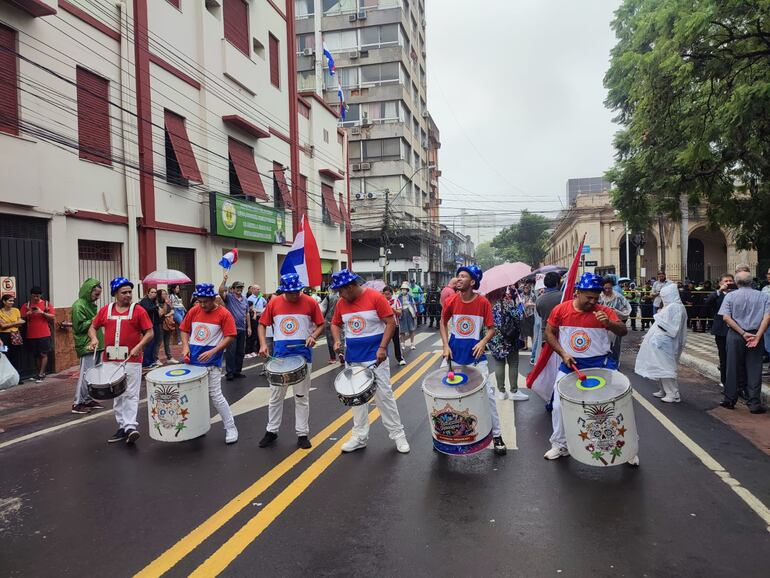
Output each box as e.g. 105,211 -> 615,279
441,372 -> 469,387
164,368 -> 192,378
432,431 -> 493,455
576,375 -> 607,390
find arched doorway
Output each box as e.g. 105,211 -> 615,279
687,238 -> 705,282
619,231 -> 658,283
689,227 -> 727,282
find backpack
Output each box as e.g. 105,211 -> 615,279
501,313 -> 520,344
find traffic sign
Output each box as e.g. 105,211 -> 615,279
584,260 -> 598,267
581,245 -> 591,254
0,276 -> 16,297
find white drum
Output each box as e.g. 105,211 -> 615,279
146,364 -> 211,442
421,365 -> 492,455
557,367 -> 639,466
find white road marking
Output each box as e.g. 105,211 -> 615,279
494,397 -> 517,450
632,390 -> 770,532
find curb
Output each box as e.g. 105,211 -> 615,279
680,351 -> 770,407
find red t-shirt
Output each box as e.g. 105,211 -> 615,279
20,300 -> 55,339
179,305 -> 237,366
259,294 -> 324,361
441,293 -> 494,364
547,301 -> 619,359
332,288 -> 393,363
93,303 -> 153,363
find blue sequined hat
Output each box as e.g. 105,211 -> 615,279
330,268 -> 362,290
277,273 -> 305,293
456,264 -> 483,288
192,283 -> 217,298
575,272 -> 603,292
110,277 -> 134,296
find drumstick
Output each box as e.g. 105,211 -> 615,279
570,363 -> 587,382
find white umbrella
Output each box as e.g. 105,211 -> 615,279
143,269 -> 192,285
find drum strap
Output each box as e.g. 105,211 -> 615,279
107,302 -> 135,347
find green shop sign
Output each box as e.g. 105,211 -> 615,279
209,192 -> 287,244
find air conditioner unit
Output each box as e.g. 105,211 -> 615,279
366,191 -> 376,199
349,50 -> 359,59
355,192 -> 364,199
349,13 -> 357,22
351,126 -> 361,135
302,47 -> 314,56
358,10 -> 367,20
352,163 -> 362,171
360,162 -> 372,170
361,113 -> 371,127
360,49 -> 369,57
421,110 -> 429,118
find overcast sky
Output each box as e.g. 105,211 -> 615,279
426,0 -> 622,244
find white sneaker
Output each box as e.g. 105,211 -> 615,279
225,427 -> 239,444
410,345 -> 416,350
510,391 -> 529,401
341,437 -> 367,453
661,395 -> 681,403
544,445 -> 569,460
652,390 -> 665,398
627,455 -> 640,466
399,359 -> 406,366
496,391 -> 509,400
395,436 -> 410,453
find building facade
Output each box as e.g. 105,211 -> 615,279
294,0 -> 440,284
0,0 -> 349,372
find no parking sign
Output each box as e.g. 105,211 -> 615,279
0,276 -> 16,297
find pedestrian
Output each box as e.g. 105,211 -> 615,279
410,280 -> 424,325
535,272 -> 563,365
599,276 -> 631,362
156,289 -> 179,364
19,286 -> 55,382
245,284 -> 266,358
542,273 -> 629,461
439,264 -> 508,455
704,274 -> 736,388
138,287 -> 161,369
640,280 -> 654,331
88,277 -> 154,444
179,283 -> 239,444
519,284 -> 536,350
70,278 -> 105,414
330,269 -> 410,454
219,275 -> 250,380
651,270 -> 672,314
440,277 -> 458,308
322,288 -> 341,364
718,271 -> 770,413
635,283 -> 689,402
257,273 -> 325,449
167,284 -> 186,345
426,287 -> 441,328
0,294 -> 25,383
382,285 -> 406,365
397,281 -> 417,351
626,282 -> 640,331
488,287 -> 527,401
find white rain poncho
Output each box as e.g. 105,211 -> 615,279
634,283 -> 688,379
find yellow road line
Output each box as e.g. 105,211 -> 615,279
190,352 -> 443,577
134,352 -> 432,578
632,390 -> 770,532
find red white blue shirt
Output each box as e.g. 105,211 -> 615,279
441,294 -> 494,365
547,301 -> 619,369
179,305 -> 236,367
259,294 -> 324,362
332,288 -> 393,363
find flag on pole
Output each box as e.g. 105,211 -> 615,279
337,80 -> 347,121
280,215 -> 322,287
322,42 -> 336,76
526,233 -> 587,400
218,248 -> 238,270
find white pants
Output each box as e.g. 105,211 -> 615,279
112,362 -> 142,430
74,354 -> 97,405
349,361 -> 405,441
440,358 -> 501,437
208,367 -> 235,430
660,378 -> 680,398
267,372 -> 310,436
550,370 -> 569,448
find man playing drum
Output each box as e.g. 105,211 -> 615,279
330,269 -> 410,454
439,264 -> 508,456
88,277 -> 154,445
543,272 -> 629,460
179,283 -> 239,444
257,273 -> 324,450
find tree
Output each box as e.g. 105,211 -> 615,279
605,0 -> 770,251
491,210 -> 551,267
475,242 -> 503,270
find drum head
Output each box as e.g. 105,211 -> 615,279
334,366 -> 374,396
266,355 -> 306,374
85,364 -> 126,387
147,364 -> 208,384
422,365 -> 485,398
557,367 -> 630,403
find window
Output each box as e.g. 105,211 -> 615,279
325,67 -> 358,89
297,71 -> 315,91
323,129 -> 329,143
273,161 -> 292,210
321,183 -> 342,225
323,30 -> 357,51
166,0 -> 180,8
76,68 -> 111,165
360,24 -> 398,48
295,0 -> 314,18
0,24 -> 19,136
360,62 -> 398,85
224,0 -> 249,55
297,33 -> 314,53
228,137 -> 267,200
165,110 -> 202,185
349,141 -> 361,161
79,240 -> 122,309
323,0 -> 356,14
363,138 -> 401,161
269,33 -> 280,88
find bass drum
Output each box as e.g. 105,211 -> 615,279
146,364 -> 211,442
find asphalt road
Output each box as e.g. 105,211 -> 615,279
1,330 -> 769,577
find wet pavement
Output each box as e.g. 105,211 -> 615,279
1,330 -> 769,577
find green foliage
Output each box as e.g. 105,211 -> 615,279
605,0 -> 770,250
475,242 -> 504,270
491,210 -> 550,267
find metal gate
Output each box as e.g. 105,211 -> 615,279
78,240 -> 123,309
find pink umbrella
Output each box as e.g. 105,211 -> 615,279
478,262 -> 532,295
143,269 -> 192,285
363,279 -> 386,292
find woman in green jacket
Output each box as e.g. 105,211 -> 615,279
70,278 -> 104,414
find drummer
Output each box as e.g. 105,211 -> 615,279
257,273 -> 324,450
88,277 -> 154,445
330,269 -> 411,454
439,264 -> 508,456
543,272 -> 628,460
179,283 -> 239,444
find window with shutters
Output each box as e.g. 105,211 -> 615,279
164,110 -> 203,186
269,33 -> 280,88
76,68 -> 111,165
224,0 -> 249,56
0,24 -> 19,136
166,0 -> 180,8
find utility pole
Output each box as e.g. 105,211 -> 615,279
381,188 -> 390,282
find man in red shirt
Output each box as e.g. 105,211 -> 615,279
88,277 -> 154,444
440,277 -> 458,308
180,283 -> 239,444
19,286 -> 55,383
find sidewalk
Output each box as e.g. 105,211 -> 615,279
680,331 -> 770,407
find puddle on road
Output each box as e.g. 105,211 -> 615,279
0,495 -> 23,531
